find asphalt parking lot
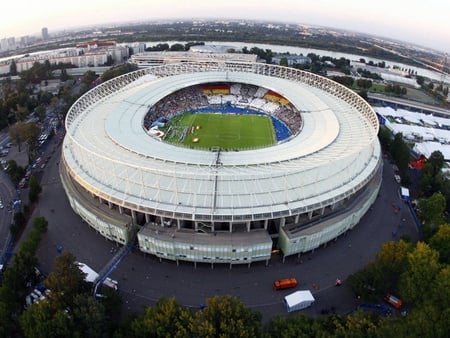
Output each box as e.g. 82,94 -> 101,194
29,146 -> 420,321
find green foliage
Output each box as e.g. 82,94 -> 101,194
145,43 -> 169,51
399,242 -> 441,305
59,67 -> 70,81
28,175 -> 42,203
99,63 -> 138,83
348,240 -> 412,301
429,224 -> 450,264
332,311 -> 380,337
357,68 -> 382,80
264,313 -> 317,338
19,60 -> 53,84
8,121 -> 40,162
331,76 -> 354,87
170,43 -> 185,51
19,300 -> 74,338
130,297 -> 193,338
44,251 -> 90,309
279,57 -> 288,67
189,295 -> 262,338
9,59 -> 17,75
377,126 -> 392,151
428,151 -> 445,175
389,133 -> 411,180
32,216 -> 48,233
70,294 -> 111,337
4,159 -> 25,185
0,222 -> 45,336
13,210 -> 26,230
418,192 -> 446,237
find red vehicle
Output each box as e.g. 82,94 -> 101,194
384,293 -> 403,309
274,278 -> 298,290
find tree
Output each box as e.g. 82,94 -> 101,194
130,297 -> 193,338
8,121 -> 40,162
4,159 -> 25,185
399,242 -> 441,305
59,67 -> 69,81
44,251 -> 89,308
70,294 -> 111,337
189,295 -> 262,338
32,216 -> 48,233
428,150 -> 444,176
389,133 -> 411,180
429,224 -> 450,264
19,300 -> 74,338
375,240 -> 412,291
264,313 -> 317,338
34,104 -> 46,122
333,311 -> 380,337
28,175 -> 42,203
378,126 -> 392,151
9,59 -> 17,75
170,43 -> 185,51
418,192 -> 446,237
431,266 -> 450,311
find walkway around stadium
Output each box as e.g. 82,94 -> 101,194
31,145 -> 420,321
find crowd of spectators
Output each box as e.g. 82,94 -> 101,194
143,83 -> 302,135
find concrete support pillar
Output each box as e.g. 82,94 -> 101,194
211,222 -> 215,232
264,219 -> 268,230
131,210 -> 137,222
280,218 -> 286,228
308,211 -> 313,219
118,205 -> 123,214
98,196 -> 103,204
195,222 -> 198,231
160,216 -> 164,227
229,222 -> 233,233
177,219 -> 181,230
108,201 -> 113,209
320,207 -> 325,216
294,214 -> 300,223
246,221 -> 251,232
145,214 -> 151,223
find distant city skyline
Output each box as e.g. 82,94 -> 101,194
2,0 -> 449,53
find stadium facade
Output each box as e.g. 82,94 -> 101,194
61,61 -> 382,266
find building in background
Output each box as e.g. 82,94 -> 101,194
41,27 -> 49,41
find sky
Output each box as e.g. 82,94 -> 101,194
1,0 -> 449,53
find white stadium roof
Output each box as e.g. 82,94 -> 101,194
63,62 -> 380,222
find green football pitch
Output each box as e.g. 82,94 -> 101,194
162,112 -> 276,150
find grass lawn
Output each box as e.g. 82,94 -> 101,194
163,112 -> 276,150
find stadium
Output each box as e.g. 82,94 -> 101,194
60,61 -> 382,266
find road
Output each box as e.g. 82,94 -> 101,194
23,146 -> 420,322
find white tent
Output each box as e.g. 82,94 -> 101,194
284,290 -> 315,312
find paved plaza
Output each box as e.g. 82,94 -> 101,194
27,142 -> 420,321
